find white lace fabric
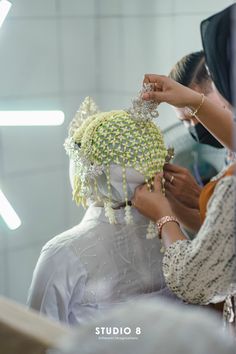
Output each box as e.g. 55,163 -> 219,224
27,205 -> 176,326
163,175 -> 236,304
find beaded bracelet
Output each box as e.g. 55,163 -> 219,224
188,93 -> 205,118
156,215 -> 180,239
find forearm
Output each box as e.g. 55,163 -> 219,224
143,75 -> 235,150
162,176 -> 236,304
161,222 -> 187,248
189,94 -> 234,151
163,227 -> 235,304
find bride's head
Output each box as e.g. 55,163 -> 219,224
65,95 -> 168,226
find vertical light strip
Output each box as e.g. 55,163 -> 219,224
0,190 -> 21,230
0,0 -> 12,28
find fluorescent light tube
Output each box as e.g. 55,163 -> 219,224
0,190 -> 21,230
0,111 -> 65,126
0,0 -> 12,28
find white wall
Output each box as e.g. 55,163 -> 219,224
0,0 -> 234,304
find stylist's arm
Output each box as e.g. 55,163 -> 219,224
163,163 -> 202,233
142,74 -> 234,151
132,174 -> 187,248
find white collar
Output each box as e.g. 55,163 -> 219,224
82,203 -> 149,226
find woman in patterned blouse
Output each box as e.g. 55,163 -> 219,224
132,4 -> 236,309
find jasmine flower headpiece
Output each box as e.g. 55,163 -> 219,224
64,85 -> 170,238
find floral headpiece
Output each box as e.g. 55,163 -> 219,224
64,85 -> 170,239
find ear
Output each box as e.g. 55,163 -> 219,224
68,97 -> 100,137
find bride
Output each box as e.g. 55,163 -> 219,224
27,90 -> 177,326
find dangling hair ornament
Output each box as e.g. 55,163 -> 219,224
166,147 -> 175,163
126,83 -> 159,121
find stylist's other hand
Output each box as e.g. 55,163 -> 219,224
164,163 -> 202,210
132,174 -> 174,221
142,74 -> 201,108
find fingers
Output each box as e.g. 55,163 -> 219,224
131,197 -> 136,207
164,163 -> 187,174
142,92 -> 155,100
133,174 -> 163,200
133,183 -> 148,199
142,74 -> 168,103
165,188 -> 177,203
163,171 -> 177,185
135,182 -> 147,193
163,179 -> 176,194
132,182 -> 149,208
143,74 -> 151,84
142,91 -> 165,103
153,173 -> 163,192
143,74 -> 166,84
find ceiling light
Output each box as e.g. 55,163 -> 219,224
0,189 -> 21,230
0,0 -> 12,28
0,111 -> 65,126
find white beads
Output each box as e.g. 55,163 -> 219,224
146,221 -> 158,240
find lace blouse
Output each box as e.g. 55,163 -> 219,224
27,206 -> 175,326
163,175 -> 236,304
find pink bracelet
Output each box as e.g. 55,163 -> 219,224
156,216 -> 180,239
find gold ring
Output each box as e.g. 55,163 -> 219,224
170,175 -> 174,184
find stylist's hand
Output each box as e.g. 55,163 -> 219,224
132,174 -> 174,221
163,163 -> 202,210
142,74 -> 201,108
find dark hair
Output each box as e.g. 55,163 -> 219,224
201,4 -> 235,104
169,51 -> 212,92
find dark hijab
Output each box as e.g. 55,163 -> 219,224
200,4 -> 235,105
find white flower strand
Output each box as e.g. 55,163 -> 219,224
104,201 -> 117,224
125,205 -> 134,225
146,220 -> 158,240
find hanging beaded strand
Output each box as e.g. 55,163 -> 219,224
93,178 -> 100,203
150,176 -> 155,192
104,165 -> 117,224
146,128 -> 159,240
145,177 -> 152,192
145,179 -> 158,239
122,165 -> 133,224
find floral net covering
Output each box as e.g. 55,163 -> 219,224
64,86 -> 169,238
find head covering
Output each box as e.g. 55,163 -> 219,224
200,4 -> 236,105
51,298 -> 236,354
64,88 -> 170,238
